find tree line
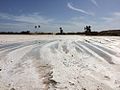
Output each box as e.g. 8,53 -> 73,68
0,25 -> 120,36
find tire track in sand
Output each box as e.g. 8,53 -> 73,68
0,40 -> 55,90
77,41 -> 114,64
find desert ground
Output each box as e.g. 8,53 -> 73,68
0,35 -> 120,90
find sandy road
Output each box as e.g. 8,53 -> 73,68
0,35 -> 120,90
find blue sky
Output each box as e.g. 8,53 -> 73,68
0,0 -> 120,32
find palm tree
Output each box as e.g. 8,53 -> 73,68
60,27 -> 63,34
35,26 -> 37,29
38,25 -> 40,28
84,25 -> 91,34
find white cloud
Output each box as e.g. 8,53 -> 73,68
0,13 -> 54,24
67,3 -> 95,16
0,13 -> 58,32
65,14 -> 120,31
0,13 -> 91,32
0,23 -> 31,32
98,12 -> 120,30
113,12 -> 120,16
90,0 -> 98,7
102,12 -> 120,23
0,12 -> 120,32
0,12 -> 96,32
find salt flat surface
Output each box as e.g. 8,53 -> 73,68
0,35 -> 120,90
